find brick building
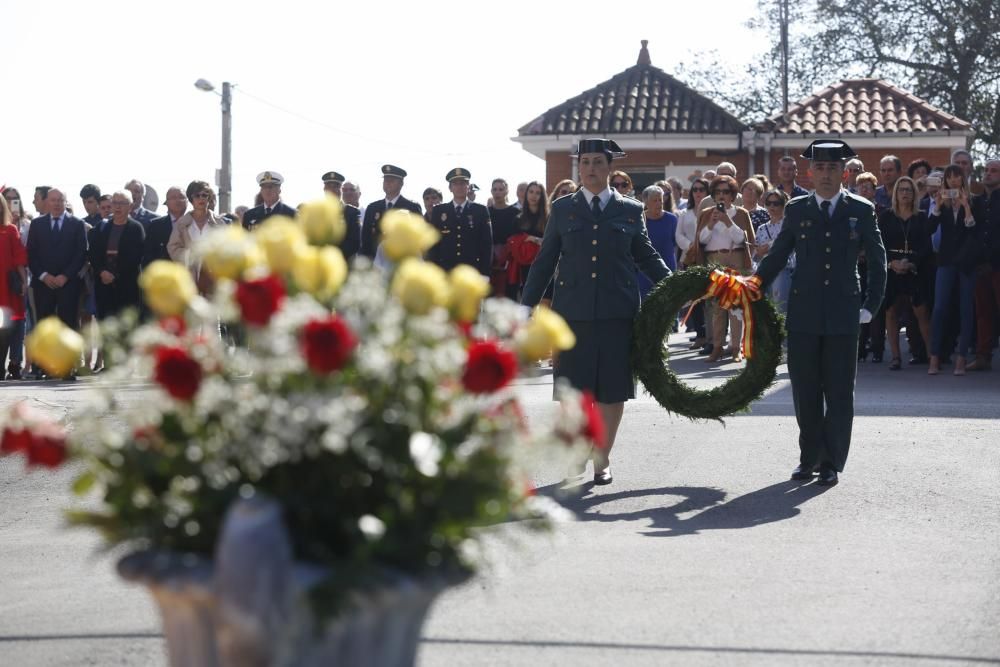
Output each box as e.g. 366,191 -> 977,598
513,42 -> 974,193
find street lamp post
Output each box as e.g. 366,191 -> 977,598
194,79 -> 233,214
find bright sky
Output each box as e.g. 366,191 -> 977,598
7,0 -> 766,215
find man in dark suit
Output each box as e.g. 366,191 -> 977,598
755,140 -> 887,487
321,171 -> 362,260
124,179 -> 159,228
27,188 -> 88,333
242,171 -> 297,231
521,139 -> 671,485
426,168 -> 493,276
359,164 -> 423,258
143,186 -> 189,267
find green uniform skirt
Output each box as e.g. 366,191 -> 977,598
554,318 -> 636,403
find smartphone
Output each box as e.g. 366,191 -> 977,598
926,176 -> 942,187
942,189 -> 960,198
716,202 -> 725,211
9,198 -> 21,216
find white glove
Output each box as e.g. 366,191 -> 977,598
859,308 -> 872,324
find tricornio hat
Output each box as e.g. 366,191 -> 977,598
446,168 -> 472,183
800,140 -> 857,162
381,164 -> 407,179
257,171 -> 284,186
573,138 -> 626,159
321,171 -> 345,184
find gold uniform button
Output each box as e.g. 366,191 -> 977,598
800,234 -> 806,239
825,263 -> 831,269
592,239 -> 598,245
826,247 -> 831,253
824,279 -> 830,285
592,256 -> 597,261
593,225 -> 598,230
591,272 -> 597,278
826,232 -> 832,237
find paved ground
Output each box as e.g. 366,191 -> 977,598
1,334 -> 998,666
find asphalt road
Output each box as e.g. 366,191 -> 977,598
1,334 -> 998,666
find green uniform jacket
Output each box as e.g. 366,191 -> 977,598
756,192 -> 886,335
521,190 -> 671,320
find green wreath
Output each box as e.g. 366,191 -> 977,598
632,265 -> 784,420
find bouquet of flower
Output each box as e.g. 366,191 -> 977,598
0,198 -> 602,615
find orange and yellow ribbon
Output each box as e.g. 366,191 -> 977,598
682,270 -> 763,358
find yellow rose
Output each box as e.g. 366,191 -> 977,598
449,264 -> 490,322
25,317 -> 84,377
381,210 -> 440,260
299,196 -> 346,246
257,215 -> 307,273
291,245 -> 348,298
140,260 -> 197,316
516,305 -> 576,360
198,225 -> 260,280
391,259 -> 450,315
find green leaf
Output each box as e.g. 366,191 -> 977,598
71,472 -> 97,496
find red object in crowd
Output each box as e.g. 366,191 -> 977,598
158,315 -> 188,336
580,391 -> 607,450
0,223 -> 28,321
504,233 -> 540,286
301,315 -> 358,374
235,274 -> 286,326
153,346 -> 204,401
461,339 -> 518,394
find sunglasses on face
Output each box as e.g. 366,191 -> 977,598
194,193 -> 211,199
897,188 -> 915,194
691,186 -> 707,193
712,189 -> 732,195
765,200 -> 783,207
611,181 -> 629,188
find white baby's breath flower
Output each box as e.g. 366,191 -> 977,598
358,514 -> 386,540
409,431 -> 443,477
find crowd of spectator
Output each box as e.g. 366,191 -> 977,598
1,148 -> 996,381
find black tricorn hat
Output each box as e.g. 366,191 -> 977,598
573,138 -> 626,159
321,171 -> 345,184
801,140 -> 857,162
381,164 -> 407,179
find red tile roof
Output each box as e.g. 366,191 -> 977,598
517,41 -> 745,137
761,79 -> 972,135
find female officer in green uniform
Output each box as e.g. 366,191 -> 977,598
754,140 -> 886,487
521,138 -> 671,485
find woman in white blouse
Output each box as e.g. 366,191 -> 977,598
688,176 -> 756,363
753,189 -> 793,314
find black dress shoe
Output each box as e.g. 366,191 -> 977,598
698,344 -> 713,356
908,355 -> 928,365
790,464 -> 817,480
871,352 -> 883,363
816,468 -> 839,486
593,468 -> 613,485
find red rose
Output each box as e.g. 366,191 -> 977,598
26,426 -> 67,468
154,346 -> 203,400
580,391 -> 606,449
1,427 -> 32,455
462,340 -> 518,394
301,315 -> 357,374
235,274 -> 286,326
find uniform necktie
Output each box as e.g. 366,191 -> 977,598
455,205 -> 462,217
591,195 -> 602,218
264,207 -> 272,216
386,201 -> 394,210
820,199 -> 831,223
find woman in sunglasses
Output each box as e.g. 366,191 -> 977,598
753,189 -> 792,313
610,171 -> 634,198
690,175 -> 756,362
167,181 -> 226,297
675,178 -> 711,350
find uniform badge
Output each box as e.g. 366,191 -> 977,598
374,212 -> 380,221
849,217 -> 859,240
440,213 -> 447,221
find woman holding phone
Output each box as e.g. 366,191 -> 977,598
0,194 -> 28,380
1,187 -> 32,379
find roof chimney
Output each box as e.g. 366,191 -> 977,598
637,40 -> 651,66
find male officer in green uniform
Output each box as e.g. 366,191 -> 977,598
754,140 -> 886,486
426,168 -> 493,276
521,138 -> 671,485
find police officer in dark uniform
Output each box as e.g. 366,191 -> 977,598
754,140 -> 887,487
321,171 -> 362,260
521,139 -> 671,485
242,171 -> 297,231
426,168 -> 493,276
360,164 -> 423,258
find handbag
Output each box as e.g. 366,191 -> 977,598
7,269 -> 22,294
